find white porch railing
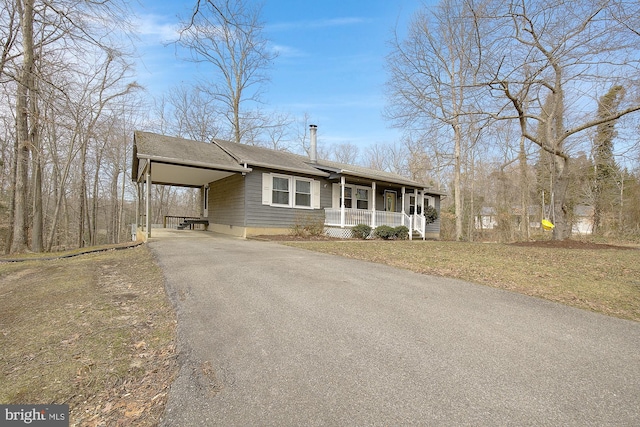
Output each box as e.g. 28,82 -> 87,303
325,208 -> 415,231
325,208 -> 426,240
413,214 -> 426,239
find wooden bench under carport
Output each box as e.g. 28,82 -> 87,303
177,218 -> 210,230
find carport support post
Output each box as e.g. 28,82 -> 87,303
135,182 -> 140,228
145,163 -> 151,238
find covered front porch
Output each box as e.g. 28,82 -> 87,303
323,177 -> 434,240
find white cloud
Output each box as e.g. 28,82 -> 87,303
270,44 -> 307,58
134,14 -> 181,44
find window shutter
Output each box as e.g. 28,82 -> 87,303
312,180 -> 321,209
332,183 -> 340,208
262,173 -> 271,205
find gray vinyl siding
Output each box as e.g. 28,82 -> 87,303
425,196 -> 441,234
245,168 -> 328,228
209,174 -> 245,227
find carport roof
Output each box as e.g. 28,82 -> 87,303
132,131 -> 252,187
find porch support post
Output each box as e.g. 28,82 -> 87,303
371,181 -> 376,228
422,188 -> 427,240
200,186 -> 205,217
145,162 -> 151,238
340,176 -> 345,228
401,187 -> 406,216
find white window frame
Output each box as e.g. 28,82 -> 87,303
271,174 -> 291,207
294,177 -> 313,208
262,173 -> 320,209
336,184 -> 371,210
355,187 -> 369,210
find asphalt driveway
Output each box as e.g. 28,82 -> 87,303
149,230 -> 640,426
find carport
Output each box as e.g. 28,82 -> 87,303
131,131 -> 251,239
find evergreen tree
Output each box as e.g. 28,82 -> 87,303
592,86 -> 624,233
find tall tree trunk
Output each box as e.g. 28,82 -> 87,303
5,124 -> 17,254
78,138 -> 87,248
10,0 -> 35,254
31,143 -> 43,252
453,123 -> 463,240
91,147 -> 104,246
518,134 -> 529,239
30,92 -> 43,252
552,156 -> 571,240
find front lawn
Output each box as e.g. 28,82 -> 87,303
283,240 -> 640,321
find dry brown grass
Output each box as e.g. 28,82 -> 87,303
0,245 -> 177,426
283,240 -> 640,321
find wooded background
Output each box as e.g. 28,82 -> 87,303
1,0 -> 639,253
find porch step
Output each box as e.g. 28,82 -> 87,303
411,231 -> 424,240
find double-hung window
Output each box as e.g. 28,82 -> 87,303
263,173 -> 319,209
340,187 -> 353,209
272,176 -> 290,206
295,179 -> 312,208
339,185 -> 369,210
356,188 -> 369,210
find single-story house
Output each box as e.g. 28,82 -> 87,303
571,205 -> 595,235
475,204 -> 595,235
131,127 -> 444,240
475,206 -> 541,231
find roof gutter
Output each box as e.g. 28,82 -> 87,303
136,154 -> 252,174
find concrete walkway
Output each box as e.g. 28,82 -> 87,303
149,230 -> 640,426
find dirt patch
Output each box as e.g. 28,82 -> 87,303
0,245 -> 177,426
510,239 -> 638,250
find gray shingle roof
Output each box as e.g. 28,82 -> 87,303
313,158 -> 426,188
214,139 -> 329,177
132,131 -> 446,195
132,131 -> 250,180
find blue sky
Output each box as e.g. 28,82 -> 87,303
132,0 -> 430,150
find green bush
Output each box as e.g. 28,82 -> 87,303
374,225 -> 396,240
352,224 -> 372,239
394,225 -> 410,240
424,205 -> 439,224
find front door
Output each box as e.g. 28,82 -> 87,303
385,190 -> 397,212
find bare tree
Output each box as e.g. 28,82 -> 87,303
486,0 -> 640,240
385,0 -> 488,240
178,0 -> 276,144
330,142 -> 360,165
2,0 -> 139,253
166,83 -> 222,142
260,110 -> 294,151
